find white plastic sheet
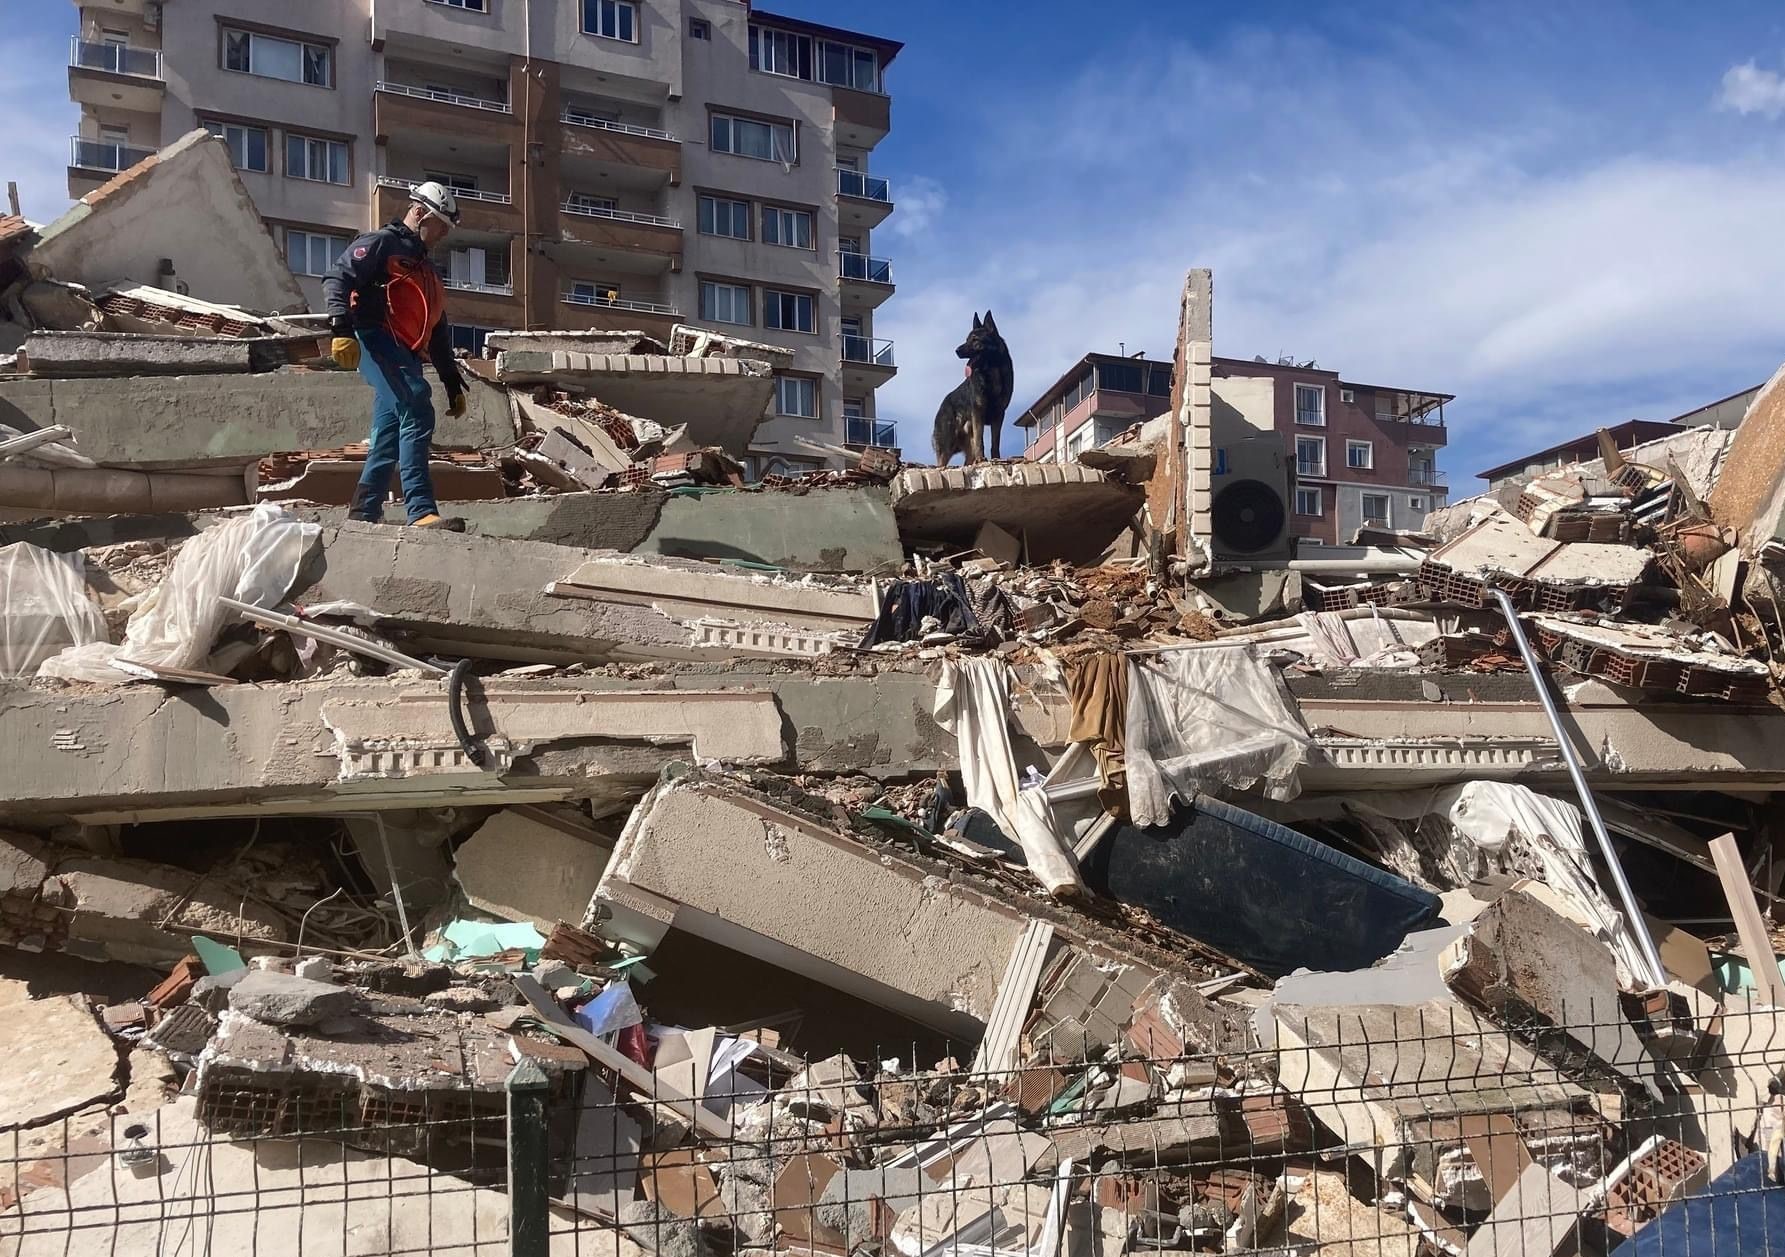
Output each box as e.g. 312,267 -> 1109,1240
1125,645 -> 1312,825
0,543 -> 107,678
935,657 -> 1085,897
39,504 -> 320,683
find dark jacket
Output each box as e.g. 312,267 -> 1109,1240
322,220 -> 464,397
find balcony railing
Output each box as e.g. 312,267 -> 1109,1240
842,335 -> 895,368
376,81 -> 512,114
1408,466 -> 1448,487
560,108 -> 676,142
377,175 -> 512,204
836,168 -> 891,202
562,291 -> 680,316
560,200 -> 680,228
444,278 -> 514,296
69,136 -> 157,173
838,252 -> 893,284
69,37 -> 163,80
1377,409 -> 1447,428
846,417 -> 898,449
1296,459 -> 1327,479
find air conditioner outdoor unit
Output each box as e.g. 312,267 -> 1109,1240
1210,436 -> 1293,563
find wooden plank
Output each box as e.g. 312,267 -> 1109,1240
1463,1162 -> 1585,1257
514,973 -> 733,1141
1459,1113 -> 1532,1206
1709,832 -> 1785,1006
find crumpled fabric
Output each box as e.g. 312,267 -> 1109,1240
0,543 -> 107,678
861,574 -> 980,647
1124,645 -> 1312,824
1064,650 -> 1128,796
39,504 -> 320,684
934,656 -> 1084,897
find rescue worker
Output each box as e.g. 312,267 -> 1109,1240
322,181 -> 469,530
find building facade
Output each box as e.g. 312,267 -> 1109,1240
1017,352 -> 1451,544
65,0 -> 900,474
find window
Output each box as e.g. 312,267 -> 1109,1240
203,120 -> 268,172
839,235 -> 861,254
774,375 -> 817,418
710,112 -> 796,163
223,28 -> 332,86
1300,538 -> 1324,547
99,124 -> 130,144
1346,440 -> 1373,470
1340,388 -> 1355,404
843,398 -> 865,420
1065,426 -> 1092,460
1097,361 -> 1144,394
750,27 -> 812,79
1063,369 -> 1092,412
285,133 -> 348,184
1409,496 -> 1426,513
449,324 -> 498,355
425,170 -> 480,194
286,229 -> 348,278
763,289 -> 815,333
689,17 -> 711,40
1148,365 -> 1173,397
448,246 -> 508,289
1295,435 -> 1325,477
429,0 -> 488,9
582,0 -> 637,42
565,190 -> 616,214
1295,488 -> 1322,517
1294,382 -> 1325,426
570,280 -> 623,304
697,195 -> 750,239
1361,493 -> 1392,526
761,206 -> 813,249
818,40 -> 879,92
562,102 -> 619,127
699,280 -> 751,325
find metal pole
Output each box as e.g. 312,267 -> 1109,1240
506,1058 -> 551,1257
1491,589 -> 1668,988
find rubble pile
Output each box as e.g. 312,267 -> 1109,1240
6,186 -> 1785,1250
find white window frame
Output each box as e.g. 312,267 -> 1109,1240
203,120 -> 269,173
1294,487 -> 1322,517
697,194 -> 750,240
448,245 -> 508,289
689,17 -> 711,40
428,0 -> 489,10
1409,496 -> 1426,513
842,397 -> 865,420
1345,439 -> 1373,470
1361,493 -> 1392,526
1295,435 -> 1326,478
582,0 -> 638,43
223,28 -> 333,87
761,205 -> 814,249
1300,538 -> 1324,547
1294,382 -> 1326,427
774,375 -> 818,419
1340,387 -> 1355,404
751,27 -> 811,79
699,280 -> 751,326
426,170 -> 480,194
710,112 -> 796,163
1065,425 -> 1092,461
570,279 -> 624,304
818,40 -> 880,92
565,190 -> 616,214
286,228 -> 348,278
285,133 -> 348,185
763,288 -> 815,334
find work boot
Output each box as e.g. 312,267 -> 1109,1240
409,513 -> 466,532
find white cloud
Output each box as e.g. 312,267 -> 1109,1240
1719,60 -> 1785,118
0,34 -> 79,224
874,31 -> 1785,483
886,174 -> 946,239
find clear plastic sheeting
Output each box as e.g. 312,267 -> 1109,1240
1125,645 -> 1312,824
0,543 -> 107,678
38,504 -> 321,684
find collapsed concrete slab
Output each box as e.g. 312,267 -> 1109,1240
494,350 -> 774,454
21,331 -> 315,378
452,807 -> 612,931
890,462 -> 1142,565
30,129 -> 306,314
0,371 -> 514,470
290,524 -> 876,662
593,777 -> 1168,1039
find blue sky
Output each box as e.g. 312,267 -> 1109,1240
11,2 -> 1785,484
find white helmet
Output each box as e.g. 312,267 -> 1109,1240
409,180 -> 461,227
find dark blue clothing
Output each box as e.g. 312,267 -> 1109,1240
350,326 -> 439,523
1615,1154 -> 1785,1257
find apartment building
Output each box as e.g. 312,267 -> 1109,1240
65,0 -> 901,474
1017,351 -> 1451,544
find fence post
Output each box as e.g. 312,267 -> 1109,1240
507,1059 -> 551,1257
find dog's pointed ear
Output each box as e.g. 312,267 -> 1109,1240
971,312 -> 982,330
983,310 -> 998,331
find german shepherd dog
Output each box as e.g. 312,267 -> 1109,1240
932,311 -> 1013,465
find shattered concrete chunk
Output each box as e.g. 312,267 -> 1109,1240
226,970 -> 358,1028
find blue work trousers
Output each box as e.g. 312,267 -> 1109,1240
349,327 -> 439,523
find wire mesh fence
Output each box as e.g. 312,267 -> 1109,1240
2,995 -> 1781,1255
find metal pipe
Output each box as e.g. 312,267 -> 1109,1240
1490,588 -> 1668,988
219,596 -> 446,676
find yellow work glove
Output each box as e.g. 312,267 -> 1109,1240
331,337 -> 361,370
447,393 -> 468,418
